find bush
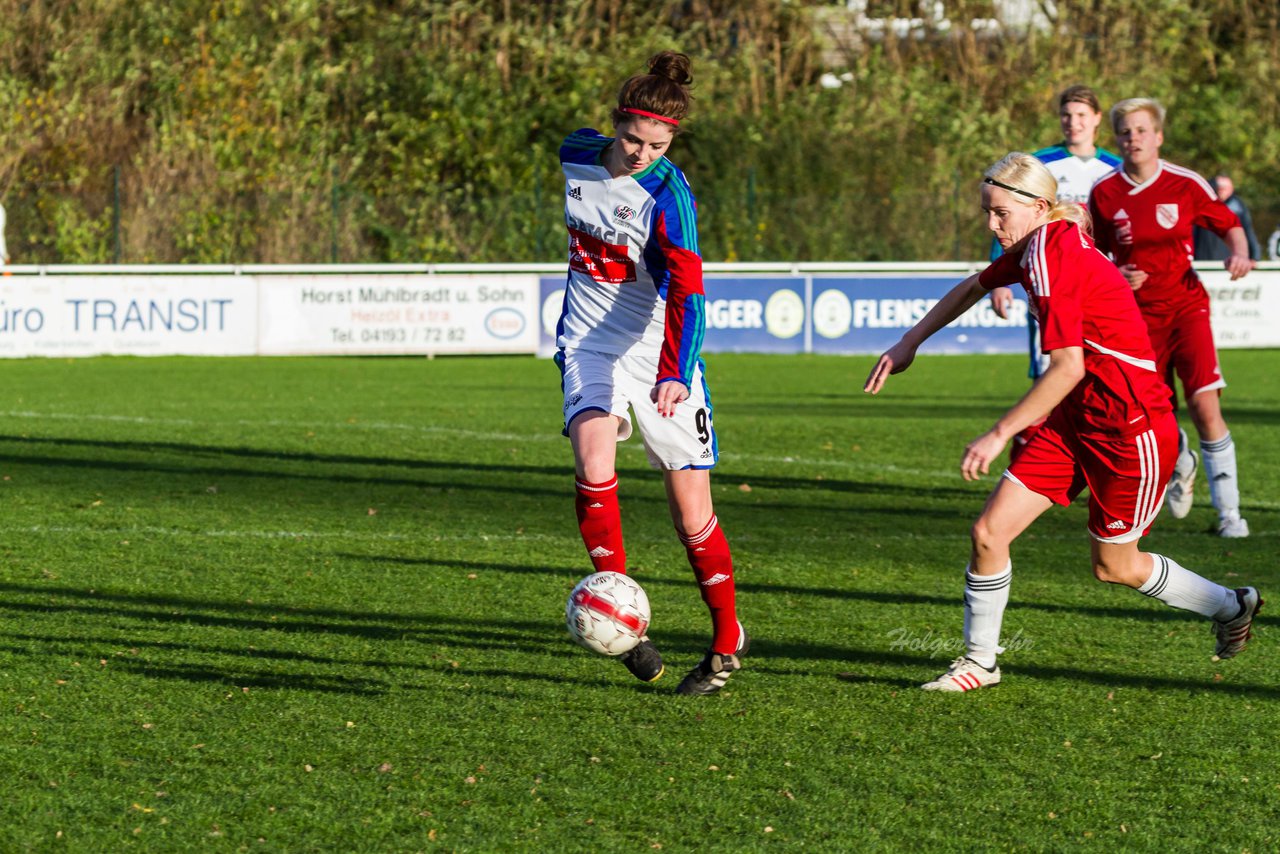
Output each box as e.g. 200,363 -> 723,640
0,0 -> 1276,263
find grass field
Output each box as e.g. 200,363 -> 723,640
0,351 -> 1276,852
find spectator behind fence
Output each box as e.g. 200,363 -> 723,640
1194,173 -> 1261,261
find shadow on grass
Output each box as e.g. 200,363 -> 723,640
769,636 -> 1280,698
1,578 -> 1273,699
718,394 -> 1012,421
0,434 -> 979,509
111,661 -> 394,695
0,433 -> 574,477
345,554 -> 1256,627
0,580 -> 568,662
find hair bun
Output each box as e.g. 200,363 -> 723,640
647,51 -> 692,87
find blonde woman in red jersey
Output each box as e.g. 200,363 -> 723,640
1090,98 -> 1254,538
864,153 -> 1261,692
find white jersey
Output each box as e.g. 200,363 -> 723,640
1034,145 -> 1122,206
557,129 -> 705,388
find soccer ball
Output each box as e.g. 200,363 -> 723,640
565,571 -> 651,656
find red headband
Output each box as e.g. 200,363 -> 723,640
620,107 -> 680,127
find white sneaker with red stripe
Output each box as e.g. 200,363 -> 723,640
1212,587 -> 1263,661
921,656 -> 1001,692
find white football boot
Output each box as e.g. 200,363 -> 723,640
921,656 -> 1001,692
1217,514 -> 1250,539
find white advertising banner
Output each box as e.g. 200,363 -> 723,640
0,265 -> 1274,358
1201,269 -> 1280,349
0,275 -> 256,357
256,274 -> 539,355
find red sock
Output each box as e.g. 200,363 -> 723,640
680,515 -> 741,654
575,476 -> 626,574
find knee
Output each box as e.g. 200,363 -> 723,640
578,460 -> 615,484
575,443 -> 616,484
1092,560 -> 1122,584
672,509 -> 713,540
1092,555 -> 1144,587
1186,393 -> 1225,432
970,516 -> 1009,557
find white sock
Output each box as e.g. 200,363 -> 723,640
963,562 -> 1011,669
1139,554 -> 1235,619
1201,433 -> 1241,519
1173,428 -> 1196,477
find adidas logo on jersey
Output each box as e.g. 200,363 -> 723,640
1106,520 -> 1127,530
588,546 -> 614,558
567,185 -> 582,200
699,572 -> 731,586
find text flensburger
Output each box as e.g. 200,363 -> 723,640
0,269 -> 1275,357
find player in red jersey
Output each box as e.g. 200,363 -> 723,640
989,84 -> 1122,463
1090,98 -> 1255,537
864,153 -> 1261,692
558,51 -> 746,695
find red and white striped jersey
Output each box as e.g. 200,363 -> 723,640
980,219 -> 1173,438
1089,160 -> 1240,322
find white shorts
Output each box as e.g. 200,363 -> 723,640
558,347 -> 718,470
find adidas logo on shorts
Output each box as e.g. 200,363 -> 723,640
1106,520 -> 1127,530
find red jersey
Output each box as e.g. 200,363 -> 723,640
979,220 -> 1173,439
1089,161 -> 1240,321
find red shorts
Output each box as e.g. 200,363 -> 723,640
1004,410 -> 1177,543
1146,307 -> 1226,403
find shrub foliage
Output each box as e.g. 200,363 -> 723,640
1,0 -> 1277,263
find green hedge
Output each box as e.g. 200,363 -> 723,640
1,0 -> 1276,263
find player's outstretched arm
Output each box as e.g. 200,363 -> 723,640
863,273 -> 987,395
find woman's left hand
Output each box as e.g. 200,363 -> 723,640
651,381 -> 690,418
1224,253 -> 1255,281
962,429 -> 1009,481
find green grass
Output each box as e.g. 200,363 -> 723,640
0,352 -> 1276,852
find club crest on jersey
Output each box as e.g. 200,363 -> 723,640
613,204 -> 637,222
1156,203 -> 1179,229
567,185 -> 582,201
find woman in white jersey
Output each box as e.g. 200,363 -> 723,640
557,51 -> 747,695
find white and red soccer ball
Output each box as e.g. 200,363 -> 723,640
565,571 -> 651,656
